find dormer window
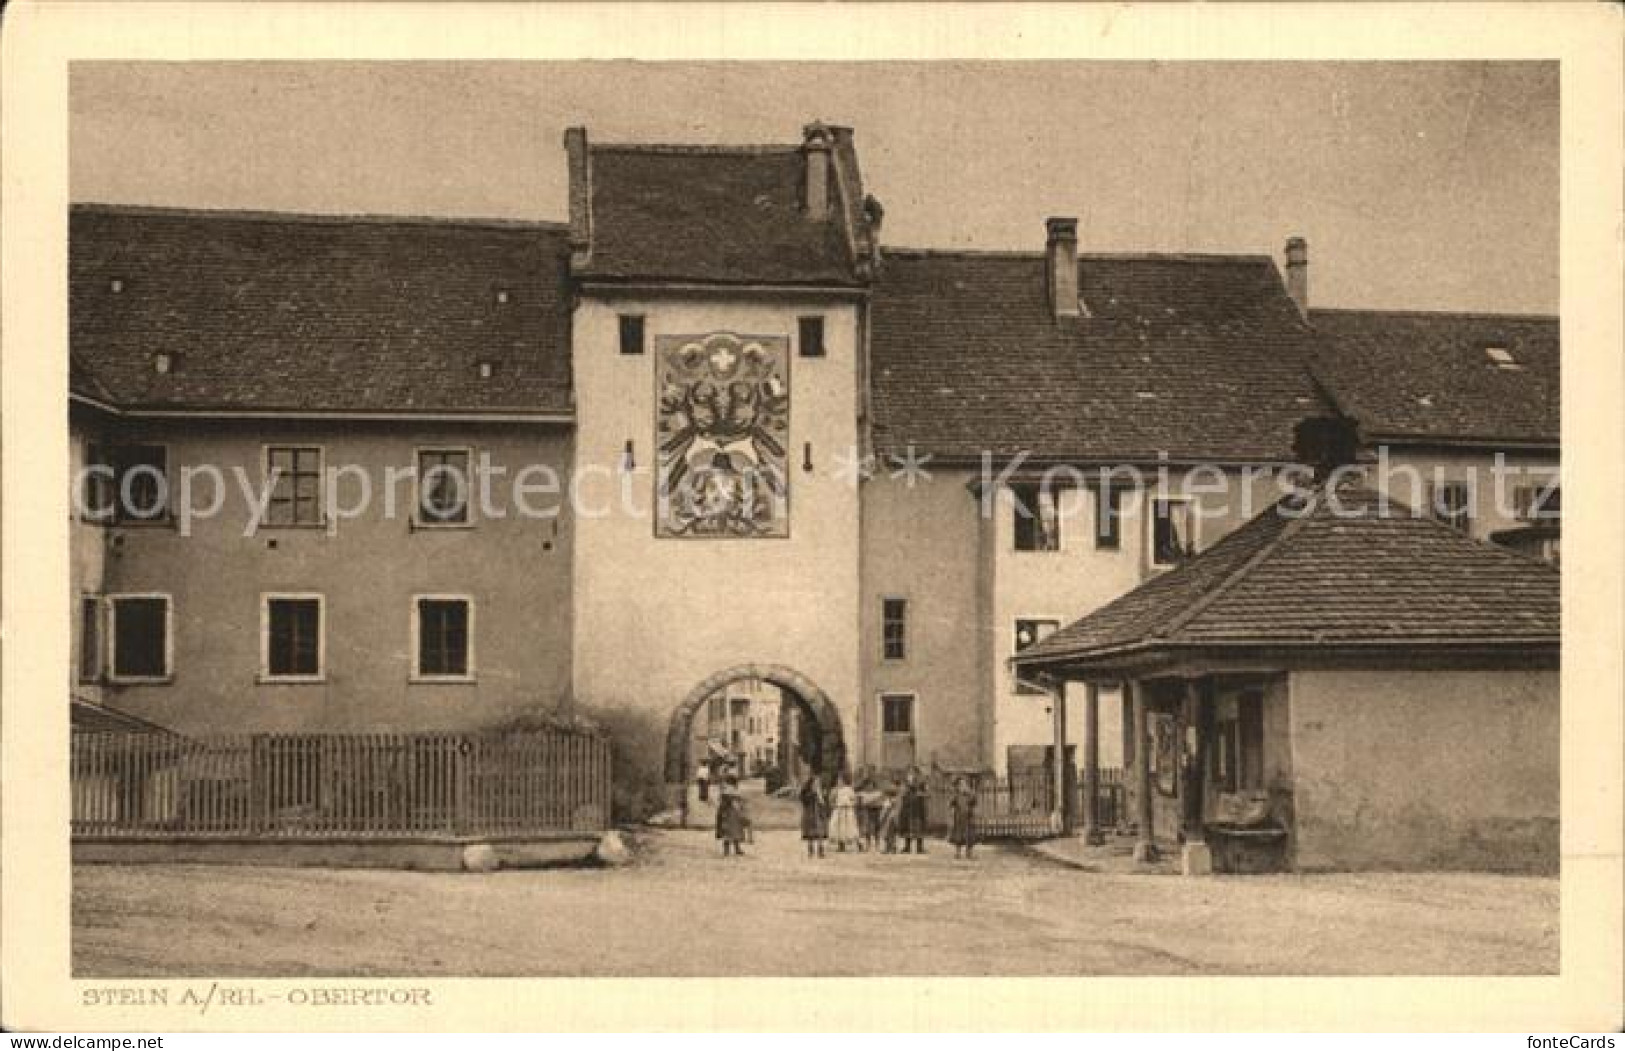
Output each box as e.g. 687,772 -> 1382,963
476,359 -> 495,380
153,352 -> 174,375
1485,345 -> 1521,370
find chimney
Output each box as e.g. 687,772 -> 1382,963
1284,236 -> 1308,315
1046,217 -> 1080,319
564,127 -> 590,266
802,123 -> 832,221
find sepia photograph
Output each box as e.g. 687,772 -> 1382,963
3,1 -> 1621,1035
62,58 -> 1565,980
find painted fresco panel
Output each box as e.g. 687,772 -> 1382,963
654,333 -> 790,539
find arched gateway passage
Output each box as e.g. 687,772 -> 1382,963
664,664 -> 846,785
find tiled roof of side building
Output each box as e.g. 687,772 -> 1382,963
70,204 -> 576,415
869,250 -> 1333,462
577,144 -> 866,286
1308,308 -> 1558,446
1013,482 -> 1560,669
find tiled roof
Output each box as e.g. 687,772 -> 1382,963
1014,482 -> 1560,668
869,251 -> 1331,462
578,145 -> 865,286
70,204 -> 575,415
1309,309 -> 1559,445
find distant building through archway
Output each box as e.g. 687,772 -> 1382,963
665,664 -> 846,787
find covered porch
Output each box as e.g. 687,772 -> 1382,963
1025,659 -> 1294,876
1013,480 -> 1561,875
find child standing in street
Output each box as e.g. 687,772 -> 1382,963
878,781 -> 900,854
715,774 -> 747,857
827,772 -> 860,852
947,775 -> 978,859
799,772 -> 828,858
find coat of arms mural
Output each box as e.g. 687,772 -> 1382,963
655,333 -> 790,538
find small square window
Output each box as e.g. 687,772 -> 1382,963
415,597 -> 472,680
1151,498 -> 1196,566
265,446 -> 324,527
1429,481 -> 1473,532
109,596 -> 170,681
798,316 -> 826,358
1012,483 -> 1061,552
264,596 -> 323,680
1013,619 -> 1059,694
417,449 -> 471,525
881,694 -> 915,734
1515,482 -> 1561,522
85,444 -> 169,524
619,315 -> 646,355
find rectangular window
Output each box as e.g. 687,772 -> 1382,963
109,595 -> 170,682
1012,482 -> 1061,552
1429,481 -> 1473,532
798,316 -> 826,358
78,595 -> 101,683
414,597 -> 472,680
1515,482 -> 1561,522
416,448 -> 472,525
1013,618 -> 1059,694
881,597 -> 907,661
881,694 -> 915,734
1215,691 -> 1266,793
1151,497 -> 1196,566
618,314 -> 646,355
85,443 -> 169,523
265,446 -> 324,527
1095,485 -> 1122,549
263,596 -> 323,681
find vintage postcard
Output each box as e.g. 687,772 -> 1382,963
2,1 -> 1621,1034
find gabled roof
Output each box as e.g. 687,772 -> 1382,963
1309,308 -> 1559,446
71,204 -> 575,417
869,251 -> 1332,462
1013,482 -> 1559,671
572,129 -> 874,287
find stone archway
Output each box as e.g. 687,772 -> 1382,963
665,664 -> 845,785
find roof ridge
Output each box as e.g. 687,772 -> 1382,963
589,143 -> 799,156
880,246 -> 1273,265
1151,492 -> 1318,641
1310,306 -> 1559,323
71,202 -> 569,232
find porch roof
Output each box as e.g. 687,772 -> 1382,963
1012,481 -> 1560,677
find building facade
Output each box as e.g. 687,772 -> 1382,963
69,123 -> 1560,794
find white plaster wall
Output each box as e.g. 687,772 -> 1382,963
990,468 -> 1288,771
1363,449 -> 1559,542
571,294 -> 862,754
1288,667 -> 1559,871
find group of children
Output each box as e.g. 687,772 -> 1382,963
712,765 -> 980,861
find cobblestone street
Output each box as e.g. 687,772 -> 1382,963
74,830 -> 1558,977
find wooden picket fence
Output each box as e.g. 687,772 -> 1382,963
924,767 -> 1127,840
1082,766 -> 1126,831
71,729 -> 611,839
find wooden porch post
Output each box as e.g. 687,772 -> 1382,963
1049,679 -> 1069,834
1082,681 -> 1104,846
1181,677 -> 1214,876
1130,679 -> 1157,863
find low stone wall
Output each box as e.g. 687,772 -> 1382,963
73,832 -> 602,872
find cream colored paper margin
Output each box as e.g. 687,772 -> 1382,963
3,1 -> 1620,1033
